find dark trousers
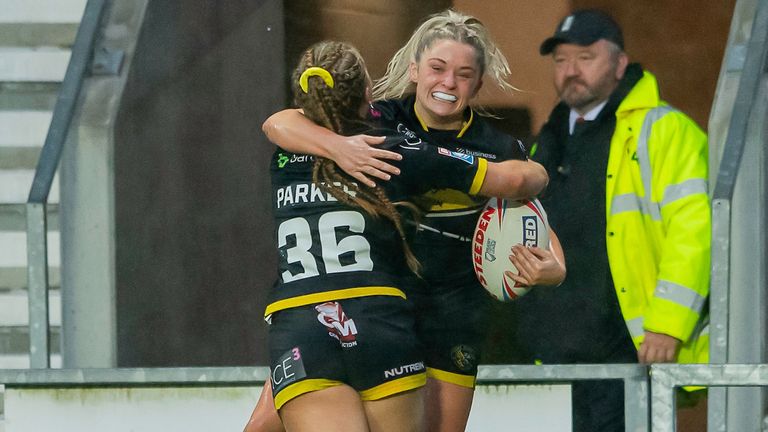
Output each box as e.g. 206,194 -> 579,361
572,379 -> 627,432
571,336 -> 638,432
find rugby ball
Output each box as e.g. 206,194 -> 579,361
472,198 -> 550,301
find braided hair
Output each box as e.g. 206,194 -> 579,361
292,41 -> 421,275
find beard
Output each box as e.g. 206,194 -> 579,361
557,78 -> 600,111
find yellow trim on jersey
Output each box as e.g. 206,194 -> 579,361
414,103 -> 475,138
359,373 -> 427,401
273,378 -> 343,410
426,367 -> 476,388
457,110 -> 474,137
469,158 -> 488,195
417,189 -> 485,211
264,286 -> 406,317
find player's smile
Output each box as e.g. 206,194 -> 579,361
432,91 -> 458,103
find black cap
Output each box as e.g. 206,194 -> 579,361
540,9 -> 624,55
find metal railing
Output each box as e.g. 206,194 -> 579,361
25,0 -> 109,368
708,0 -> 768,429
477,364 -> 649,431
651,364 -> 768,432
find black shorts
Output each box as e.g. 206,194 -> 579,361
408,274 -> 492,388
268,295 -> 426,409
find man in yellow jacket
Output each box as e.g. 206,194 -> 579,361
514,9 -> 710,432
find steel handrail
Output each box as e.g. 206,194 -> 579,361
25,0 -> 109,368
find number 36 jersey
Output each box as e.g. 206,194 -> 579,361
265,126 -> 489,318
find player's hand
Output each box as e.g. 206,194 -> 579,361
637,331 -> 680,363
504,244 -> 566,287
326,134 -> 401,187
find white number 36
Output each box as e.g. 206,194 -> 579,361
277,210 -> 373,282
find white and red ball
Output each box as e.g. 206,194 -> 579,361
472,198 -> 550,301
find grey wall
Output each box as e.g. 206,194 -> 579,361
114,0 -> 283,366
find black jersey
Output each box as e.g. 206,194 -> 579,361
265,125 -> 488,317
372,96 -> 528,283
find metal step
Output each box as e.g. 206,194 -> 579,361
0,0 -> 87,24
0,230 -> 60,267
0,110 -> 53,147
0,203 -> 59,231
0,288 -> 62,369
0,204 -> 60,291
0,23 -> 79,48
0,147 -> 41,170
0,353 -> 62,369
0,82 -> 60,111
0,47 -> 70,82
0,289 -> 61,327
0,170 -> 59,204
0,267 -> 60,292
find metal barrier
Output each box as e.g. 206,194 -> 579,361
3,363 -> 768,431
708,0 -> 768,428
0,364 -> 648,431
25,0 -> 109,368
651,364 -> 768,432
478,364 -> 650,432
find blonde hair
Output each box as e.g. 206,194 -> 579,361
292,41 -> 422,275
373,9 -> 514,101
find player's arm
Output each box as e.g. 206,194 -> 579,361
478,159 -> 549,199
262,109 -> 401,187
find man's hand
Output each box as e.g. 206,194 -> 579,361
637,331 -> 680,363
326,135 -> 401,187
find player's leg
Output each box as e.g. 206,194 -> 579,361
344,295 -> 426,432
363,388 -> 424,432
243,380 -> 284,432
415,279 -> 491,432
424,378 -> 474,432
268,305 -> 360,431
279,384 -> 369,432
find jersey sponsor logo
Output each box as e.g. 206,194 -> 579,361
275,182 -> 358,209
522,216 -> 538,247
451,344 -> 478,372
316,302 -> 358,348
271,346 -> 307,394
277,153 -> 315,169
384,361 -> 425,379
451,147 -> 499,160
437,147 -> 474,164
277,153 -> 290,168
472,205 -> 495,286
396,123 -> 423,149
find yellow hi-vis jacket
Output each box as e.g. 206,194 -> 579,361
607,70 -> 710,364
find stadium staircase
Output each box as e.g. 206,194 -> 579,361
0,0 -> 86,369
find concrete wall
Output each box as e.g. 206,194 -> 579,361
114,0 -> 284,367
2,383 -> 569,432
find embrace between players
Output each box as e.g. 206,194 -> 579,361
245,10 -> 566,432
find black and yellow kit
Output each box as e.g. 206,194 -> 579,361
267,124 -> 488,408
373,96 -> 528,387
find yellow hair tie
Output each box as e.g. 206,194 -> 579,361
299,67 -> 335,93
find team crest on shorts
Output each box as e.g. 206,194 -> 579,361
315,302 -> 358,348
451,344 -> 478,372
